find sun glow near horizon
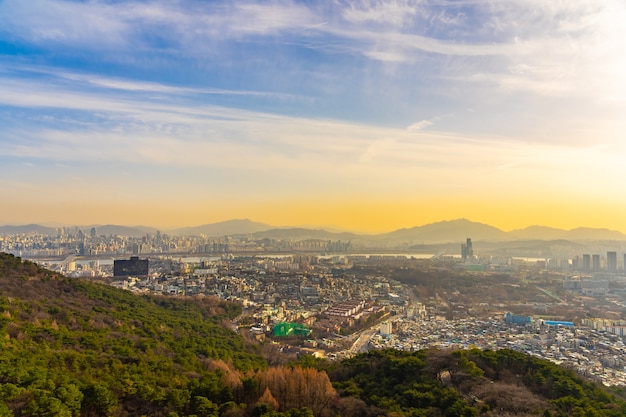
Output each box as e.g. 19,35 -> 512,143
0,0 -> 625,233
6,192 -> 626,236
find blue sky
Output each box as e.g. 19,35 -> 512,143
1,0 -> 625,232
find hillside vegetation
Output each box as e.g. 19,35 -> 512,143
322,348 -> 626,417
0,253 -> 266,416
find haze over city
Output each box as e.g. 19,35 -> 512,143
1,1 -> 625,233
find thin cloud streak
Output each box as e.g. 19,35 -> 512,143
0,63 -> 308,101
0,73 -> 622,201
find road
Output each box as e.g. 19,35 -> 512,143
349,326 -> 380,353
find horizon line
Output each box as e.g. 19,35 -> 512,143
2,218 -> 625,236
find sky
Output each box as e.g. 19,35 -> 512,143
1,0 -> 625,233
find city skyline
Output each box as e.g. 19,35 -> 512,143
1,1 -> 625,233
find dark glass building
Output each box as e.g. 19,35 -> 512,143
113,256 -> 149,277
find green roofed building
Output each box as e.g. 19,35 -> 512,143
273,322 -> 312,337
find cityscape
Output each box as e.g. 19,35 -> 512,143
1,0 -> 626,415
5,220 -> 626,387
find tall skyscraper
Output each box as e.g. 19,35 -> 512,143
90,227 -> 97,239
582,254 -> 591,272
592,254 -> 601,271
607,251 -> 617,272
461,238 -> 473,261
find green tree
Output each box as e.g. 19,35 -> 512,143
0,402 -> 13,417
54,383 -> 83,416
286,407 -> 314,417
81,383 -> 117,416
24,389 -> 72,417
166,388 -> 191,413
191,396 -> 218,417
250,403 -> 272,417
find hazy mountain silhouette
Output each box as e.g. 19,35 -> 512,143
171,219 -> 273,237
511,225 -> 626,241
380,219 -> 508,243
382,220 -> 626,244
0,224 -> 56,235
252,227 -> 359,240
81,225 -> 157,237
509,225 -> 567,240
3,219 -> 626,243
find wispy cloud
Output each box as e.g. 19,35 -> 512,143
1,70 -> 622,201
2,0 -> 623,100
341,0 -> 425,27
406,120 -> 432,131
0,0 -> 316,51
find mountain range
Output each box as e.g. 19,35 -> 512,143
0,224 -> 157,238
1,218 -> 626,243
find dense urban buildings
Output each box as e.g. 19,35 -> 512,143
6,230 -> 626,385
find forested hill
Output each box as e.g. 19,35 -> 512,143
323,348 -> 626,417
0,253 -> 266,416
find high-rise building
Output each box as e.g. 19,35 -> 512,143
592,254 -> 601,271
607,251 -> 617,272
582,254 -> 591,272
380,321 -> 393,336
90,227 -> 97,239
461,238 -> 473,261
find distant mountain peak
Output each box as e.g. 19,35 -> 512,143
171,219 -> 273,237
382,219 -> 507,243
